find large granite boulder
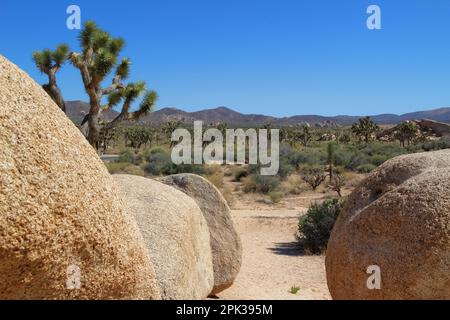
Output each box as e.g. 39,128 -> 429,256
161,173 -> 242,295
0,55 -> 160,299
326,150 -> 450,299
113,174 -> 214,300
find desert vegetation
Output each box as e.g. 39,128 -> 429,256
96,118 -> 449,264
33,21 -> 157,151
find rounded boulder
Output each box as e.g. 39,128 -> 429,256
326,150 -> 450,300
160,173 -> 242,295
113,174 -> 214,300
0,55 -> 160,300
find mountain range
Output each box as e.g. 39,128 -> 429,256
66,101 -> 450,127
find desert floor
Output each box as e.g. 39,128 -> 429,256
219,208 -> 331,300
214,172 -> 365,300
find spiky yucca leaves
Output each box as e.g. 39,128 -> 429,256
33,44 -> 70,72
32,44 -> 70,111
68,20 -> 157,150
104,82 -> 157,131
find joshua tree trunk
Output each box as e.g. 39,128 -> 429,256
32,44 -> 69,113
85,85 -> 102,150
42,71 -> 66,112
87,113 -> 100,150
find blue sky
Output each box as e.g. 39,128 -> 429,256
1,0 -> 450,117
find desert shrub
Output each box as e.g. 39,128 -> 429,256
278,159 -> 294,179
301,166 -> 327,190
243,174 -> 280,194
345,153 -> 369,171
105,162 -> 145,176
233,168 -> 249,181
356,163 -> 377,173
269,191 -> 283,204
117,150 -> 135,164
246,161 -> 291,180
280,175 -> 305,195
242,176 -> 256,193
279,143 -> 296,160
161,163 -> 206,175
333,147 -> 354,167
421,137 -> 450,151
368,154 -> 390,167
205,172 -> 224,189
224,168 -> 233,177
329,174 -> 346,197
336,143 -> 410,171
290,149 -> 326,168
143,147 -> 168,158
144,151 -> 172,175
297,198 -> 344,254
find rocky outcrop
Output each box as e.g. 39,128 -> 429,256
0,55 -> 160,300
326,150 -> 450,300
113,174 -> 214,300
417,119 -> 450,137
376,119 -> 450,141
160,174 -> 242,295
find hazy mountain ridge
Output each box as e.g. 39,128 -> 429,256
66,101 -> 450,126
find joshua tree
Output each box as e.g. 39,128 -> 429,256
299,125 -> 312,147
163,120 -> 184,147
69,21 -> 157,149
217,122 -> 229,136
32,44 -> 70,112
34,21 -> 157,151
395,121 -> 417,147
351,116 -> 379,143
122,126 -> 153,151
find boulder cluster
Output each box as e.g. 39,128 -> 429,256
2,53 -> 449,300
0,55 -> 241,300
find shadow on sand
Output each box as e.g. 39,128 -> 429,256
269,242 -> 305,256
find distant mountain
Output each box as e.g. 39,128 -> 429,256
65,101 -> 450,127
66,101 -> 119,124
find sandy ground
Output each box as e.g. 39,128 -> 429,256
218,209 -> 331,300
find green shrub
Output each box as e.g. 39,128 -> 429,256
243,174 -> 280,194
421,137 -> 450,151
161,163 -> 206,175
289,286 -> 300,295
278,159 -> 294,179
346,153 -> 369,171
144,152 -> 172,175
290,149 -> 326,168
297,198 -> 344,254
269,191 -> 283,204
117,150 -> 135,164
368,154 -> 390,167
356,163 -> 377,173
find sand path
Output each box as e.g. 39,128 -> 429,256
218,209 -> 331,300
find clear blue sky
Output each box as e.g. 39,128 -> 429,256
1,0 -> 450,117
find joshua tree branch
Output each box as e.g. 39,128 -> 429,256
101,76 -> 124,96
